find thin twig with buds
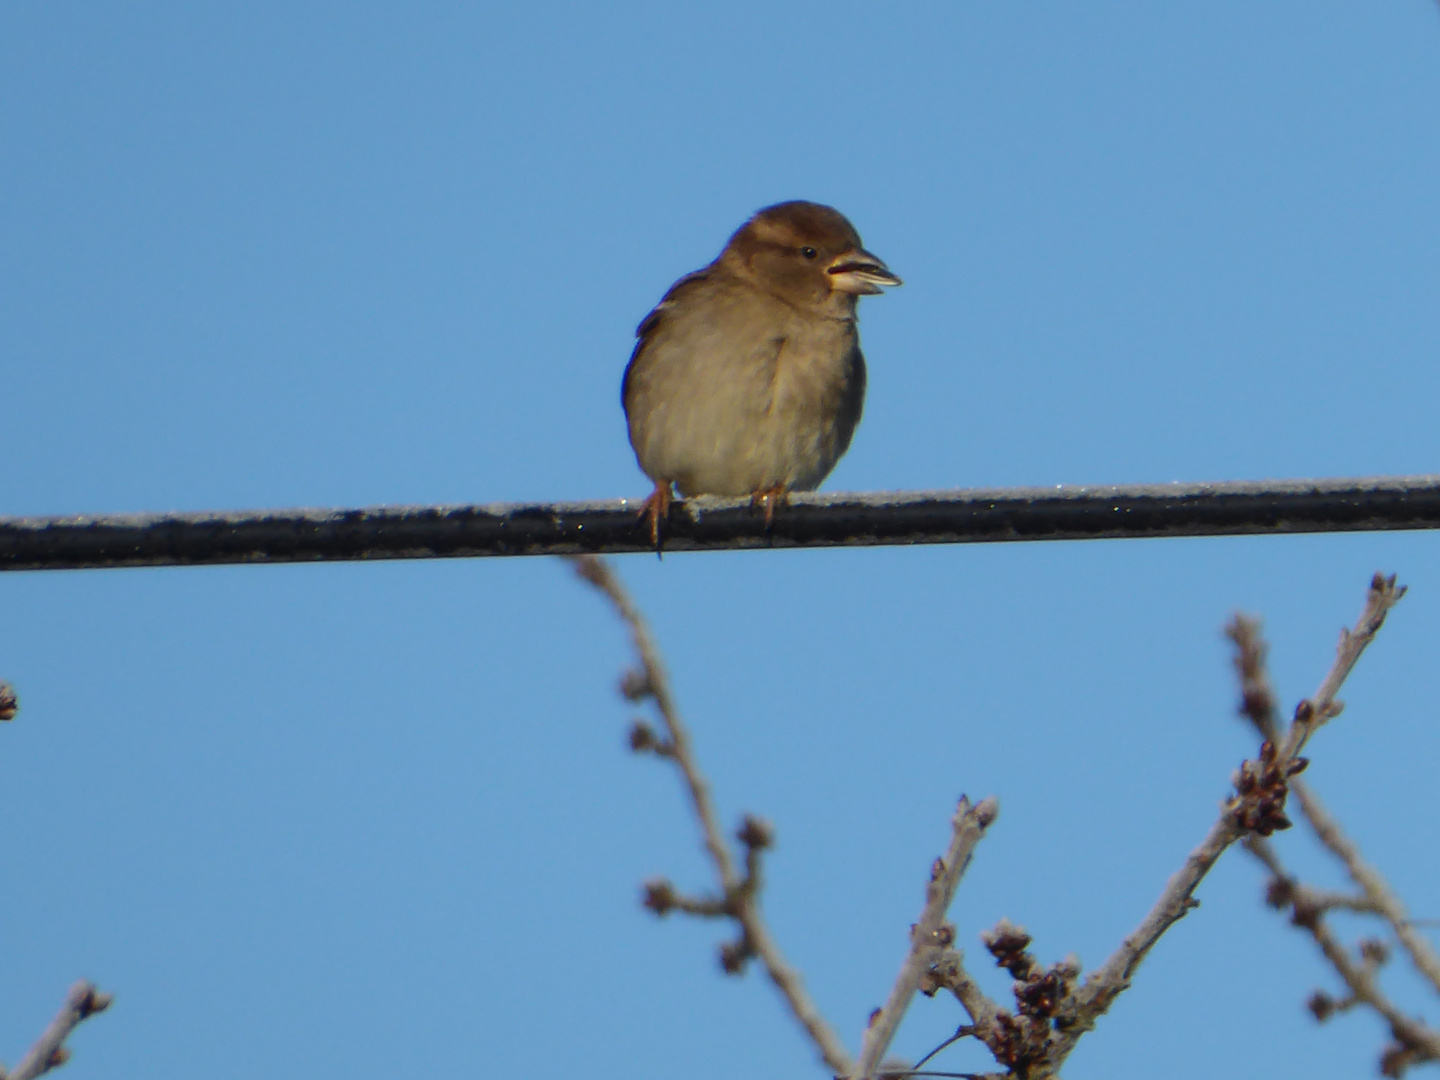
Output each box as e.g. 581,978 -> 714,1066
0,694 -> 109,1080
1292,777 -> 1440,997
854,796 -> 999,1080
570,559 -> 1409,1080
1046,814 -> 1239,1063
1045,574 -> 1404,1071
1276,572 -> 1406,767
1248,837 -> 1440,1075
2,981 -> 112,1080
568,554 -> 853,1076
1230,575 -> 1437,1074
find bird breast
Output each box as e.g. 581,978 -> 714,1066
624,283 -> 866,498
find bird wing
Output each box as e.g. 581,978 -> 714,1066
633,268 -> 712,341
622,268 -> 714,411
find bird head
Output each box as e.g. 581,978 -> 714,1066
720,201 -> 902,314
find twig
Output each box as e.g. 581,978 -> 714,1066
1277,572 -> 1406,767
1051,814 -> 1241,1062
1233,576 -> 1433,1072
1247,837 -> 1440,1073
904,1027 -> 980,1077
569,554 -> 853,1076
2,981 -> 112,1080
1225,615 -> 1279,742
0,708 -> 107,1080
1292,777 -> 1440,997
921,946 -> 1011,1076
1049,574 -> 1402,1069
854,797 -> 999,1080
569,555 -> 737,887
929,952 -> 1004,1039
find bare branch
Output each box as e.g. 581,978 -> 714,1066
854,796 -> 999,1080
1049,574 -> 1403,1069
927,950 -> 1005,1038
639,879 -> 729,918
1225,615 -> 1279,741
569,554 -> 852,1076
1278,572 -> 1406,766
735,857 -> 850,1072
1052,814 -> 1240,1061
1233,576 -> 1430,1073
1247,837 -> 1440,1073
571,560 -> 1406,1078
570,554 -> 738,889
3,981 -> 112,1080
1292,778 -> 1440,996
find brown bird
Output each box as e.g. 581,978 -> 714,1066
622,200 -> 901,546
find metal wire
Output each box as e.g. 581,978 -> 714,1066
4,475 -> 1440,572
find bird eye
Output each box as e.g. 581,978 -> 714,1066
800,246 -> 818,260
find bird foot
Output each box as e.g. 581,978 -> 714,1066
636,481 -> 675,553
749,485 -> 790,530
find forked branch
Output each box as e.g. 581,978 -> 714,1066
854,796 -> 999,1080
1248,837 -> 1440,1076
570,561 -> 1405,1080
1232,574 -> 1438,1075
569,554 -> 852,1075
1043,574 -> 1404,1073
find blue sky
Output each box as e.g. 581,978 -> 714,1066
4,3 -> 1440,1077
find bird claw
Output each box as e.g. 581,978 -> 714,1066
749,485 -> 789,530
636,482 -> 675,554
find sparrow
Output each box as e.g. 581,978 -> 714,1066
622,200 -> 901,547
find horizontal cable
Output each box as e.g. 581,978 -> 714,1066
4,475 -> 1440,572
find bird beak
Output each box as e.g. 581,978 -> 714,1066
826,249 -> 903,295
